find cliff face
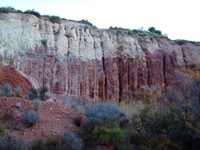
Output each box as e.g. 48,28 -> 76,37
0,13 -> 200,101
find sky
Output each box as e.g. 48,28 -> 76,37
1,0 -> 200,41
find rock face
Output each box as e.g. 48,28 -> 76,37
0,13 -> 199,101
0,66 -> 32,96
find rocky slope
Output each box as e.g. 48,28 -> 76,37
0,97 -> 85,145
0,13 -> 200,101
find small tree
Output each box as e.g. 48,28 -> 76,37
148,27 -> 156,33
148,26 -> 162,35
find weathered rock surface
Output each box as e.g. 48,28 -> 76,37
0,13 -> 199,101
0,66 -> 32,96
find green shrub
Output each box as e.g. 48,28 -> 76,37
64,132 -> 83,150
0,122 -> 5,135
32,138 -> 63,150
85,103 -> 121,127
83,122 -> 122,146
25,87 -> 38,100
174,40 -> 200,46
34,98 -> 41,112
128,129 -> 182,150
73,116 -> 82,127
0,136 -> 24,150
0,7 -> 21,13
24,10 -> 41,18
24,110 -> 39,127
15,88 -> 22,98
131,103 -> 200,149
133,105 -> 186,136
25,86 -> 49,101
49,16 -> 61,24
0,83 -> 13,97
38,85 -> 49,101
118,44 -> 125,51
41,39 -> 47,46
109,26 -> 114,30
80,19 -> 93,26
148,26 -> 162,36
1,109 -> 13,122
148,27 -> 156,33
154,30 -> 162,35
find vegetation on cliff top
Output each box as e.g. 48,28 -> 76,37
0,6 -> 200,45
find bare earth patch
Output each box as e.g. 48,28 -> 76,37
0,97 -> 86,145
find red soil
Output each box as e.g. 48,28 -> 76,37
0,97 -> 86,145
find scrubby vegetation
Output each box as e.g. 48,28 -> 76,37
73,115 -> 82,127
32,138 -> 63,150
0,136 -> 24,150
32,133 -> 83,150
23,110 -> 40,127
79,19 -> 97,28
0,122 -> 5,135
34,98 -> 41,112
0,6 -> 22,13
64,132 -> 83,150
15,88 -> 22,98
24,9 -> 41,18
174,39 -> 200,46
25,86 -> 49,101
49,16 -> 61,24
0,83 -> 13,97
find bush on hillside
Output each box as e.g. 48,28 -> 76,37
0,7 -> 22,13
118,44 -> 125,51
64,132 -> 83,150
34,98 -> 41,112
85,103 -> 121,127
15,88 -> 22,98
38,85 -> 49,101
32,138 -> 63,150
0,136 -> 24,150
25,86 -> 49,101
148,26 -> 162,36
0,122 -> 5,136
49,16 -> 61,24
24,9 -> 41,18
83,122 -> 122,146
73,116 -> 82,127
24,110 -> 39,127
0,83 -> 13,97
131,104 -> 200,149
25,87 -> 38,100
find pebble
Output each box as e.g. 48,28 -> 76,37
50,108 -> 52,111
15,102 -> 21,108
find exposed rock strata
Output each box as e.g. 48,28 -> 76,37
0,13 -> 199,101
0,66 -> 32,96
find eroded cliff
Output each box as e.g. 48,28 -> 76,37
0,13 -> 200,101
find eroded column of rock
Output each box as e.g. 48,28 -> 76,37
103,57 -> 119,100
118,58 -> 129,99
145,50 -> 164,90
22,45 -> 67,94
128,59 -> 138,97
163,52 -> 176,86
